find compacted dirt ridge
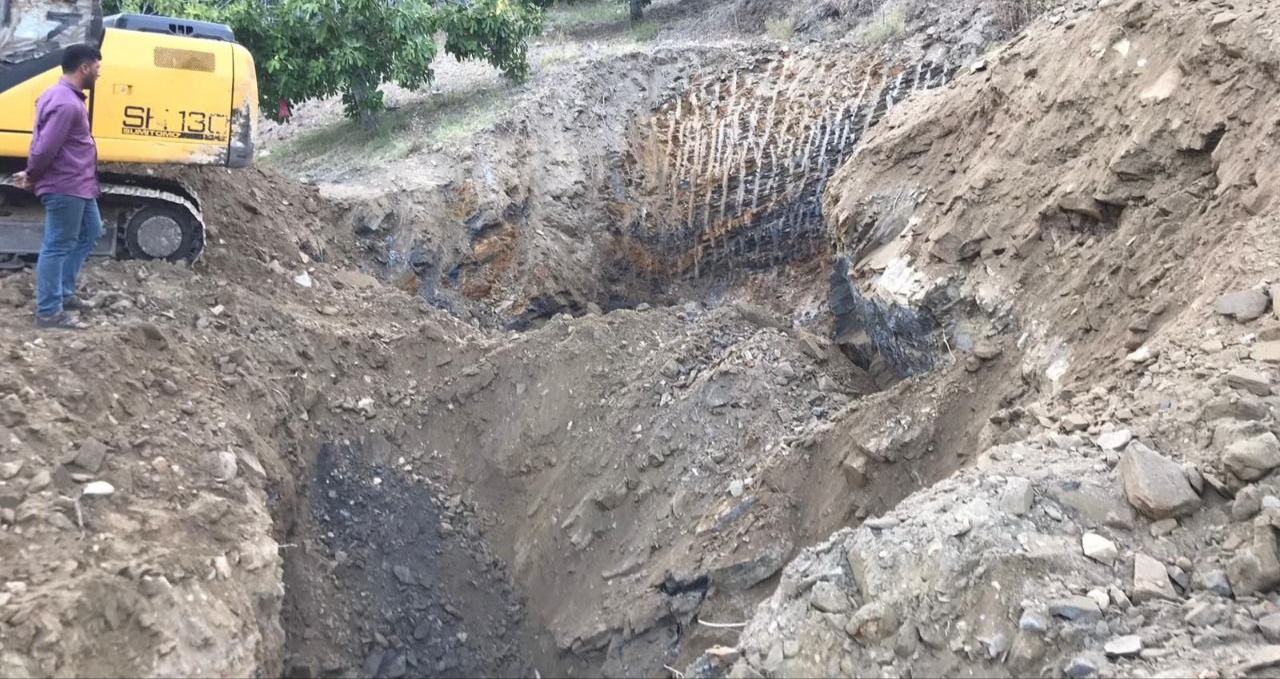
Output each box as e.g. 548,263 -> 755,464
4,0 -> 1280,678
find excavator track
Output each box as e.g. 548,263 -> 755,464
0,173 -> 205,267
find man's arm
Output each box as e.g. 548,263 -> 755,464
25,103 -> 74,181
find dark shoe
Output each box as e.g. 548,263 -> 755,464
62,295 -> 89,311
35,312 -> 88,330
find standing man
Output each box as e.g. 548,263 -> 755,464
14,43 -> 103,329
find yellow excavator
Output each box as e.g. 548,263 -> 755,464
0,0 -> 257,264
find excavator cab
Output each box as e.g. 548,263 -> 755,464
0,0 -> 258,264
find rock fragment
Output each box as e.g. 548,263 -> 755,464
809,581 -> 850,613
1226,522 -> 1280,594
1096,430 -> 1133,451
81,481 -> 114,496
1253,341 -> 1280,364
1065,652 -> 1103,678
65,439 -> 108,473
1227,367 -> 1273,397
1132,553 -> 1177,603
973,341 -> 1002,360
1049,596 -> 1102,622
1193,569 -> 1233,598
1001,477 -> 1035,516
1082,533 -> 1118,565
1103,635 -> 1142,658
1118,443 -> 1201,519
1260,614 -> 1280,643
1223,432 -> 1280,482
26,470 -> 51,493
1214,289 -> 1269,322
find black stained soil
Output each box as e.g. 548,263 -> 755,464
280,442 -> 564,679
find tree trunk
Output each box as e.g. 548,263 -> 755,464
630,0 -> 644,22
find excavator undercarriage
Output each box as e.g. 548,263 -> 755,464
0,170 -> 204,267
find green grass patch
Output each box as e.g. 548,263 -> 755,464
626,19 -> 660,42
546,0 -> 627,32
765,16 -> 794,42
859,4 -> 907,46
263,86 -> 507,171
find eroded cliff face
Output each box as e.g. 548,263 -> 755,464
616,50 -> 955,281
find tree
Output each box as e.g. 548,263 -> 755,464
103,0 -> 543,123
626,0 -> 650,22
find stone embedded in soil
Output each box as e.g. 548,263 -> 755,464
333,270 -> 380,290
1193,569 -> 1233,598
1108,585 -> 1132,611
845,602 -> 899,641
26,470 -> 51,493
864,516 -> 901,530
1223,432 -> 1280,481
809,581 -> 851,613
1062,413 -> 1090,432
64,439 -> 108,473
1065,652 -> 1103,678
1126,346 -> 1155,364
0,487 -> 25,510
1253,341 -> 1280,364
46,511 -> 74,530
1150,518 -> 1178,537
1227,522 -> 1280,594
1260,614 -> 1280,643
1059,193 -> 1104,221
0,460 -> 21,480
1133,553 -> 1177,603
973,341 -> 1002,360
1103,635 -> 1142,658
705,646 -> 741,665
710,539 -> 792,591
1227,367 -> 1273,397
211,451 -> 238,481
1049,596 -> 1102,622
1001,477 -> 1035,516
81,480 -> 114,496
1096,430 -> 1133,451
1201,339 -> 1225,354
1082,533 -> 1118,565
1183,600 -> 1224,628
842,453 -> 869,488
1118,443 -> 1201,519
1019,611 -> 1049,633
1215,289 -> 1270,322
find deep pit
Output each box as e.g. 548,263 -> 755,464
257,51 -> 977,676
264,42 -> 975,679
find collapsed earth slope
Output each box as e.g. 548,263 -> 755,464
705,1 -> 1280,677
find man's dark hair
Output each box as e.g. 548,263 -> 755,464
61,44 -> 102,74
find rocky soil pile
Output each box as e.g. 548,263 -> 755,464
693,0 -> 1280,676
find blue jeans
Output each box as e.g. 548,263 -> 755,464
35,194 -> 102,317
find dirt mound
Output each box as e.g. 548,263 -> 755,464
698,0 -> 1280,676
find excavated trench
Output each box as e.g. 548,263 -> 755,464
272,48 -> 974,679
